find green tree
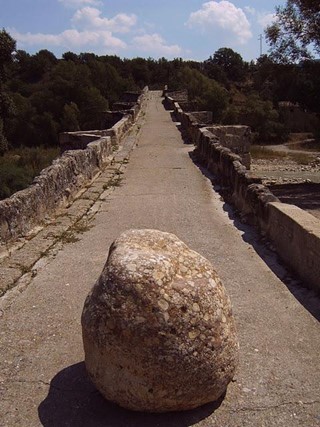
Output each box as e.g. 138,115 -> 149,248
211,48 -> 246,81
61,102 -> 80,131
32,112 -> 59,146
0,29 -> 16,154
5,93 -> 36,147
26,49 -> 57,82
78,86 -> 109,130
0,29 -> 16,81
127,58 -> 151,87
0,118 -> 8,155
252,55 -> 276,96
266,0 -> 320,63
196,81 -> 228,122
62,51 -> 79,63
241,93 -> 288,143
203,60 -> 228,86
176,67 -> 228,121
176,67 -> 210,99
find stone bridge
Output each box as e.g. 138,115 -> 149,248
0,91 -> 319,426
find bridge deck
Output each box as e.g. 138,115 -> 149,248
1,91 -> 320,426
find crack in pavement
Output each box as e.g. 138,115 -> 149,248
233,400 -> 320,413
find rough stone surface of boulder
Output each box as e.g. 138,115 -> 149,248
81,229 -> 239,412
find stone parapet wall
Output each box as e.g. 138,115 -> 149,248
0,87 -> 148,246
195,130 -> 277,227
105,115 -> 133,146
60,87 -> 148,153
206,125 -> 251,169
59,131 -> 107,152
268,202 -> 320,289
173,95 -> 320,293
0,137 -> 111,244
165,90 -> 188,103
168,95 -> 251,168
112,102 -> 136,110
100,111 -> 126,130
188,111 -> 213,125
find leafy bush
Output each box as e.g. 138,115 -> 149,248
0,146 -> 59,200
0,118 -> 8,155
225,93 -> 289,143
176,67 -> 229,121
0,162 -> 33,199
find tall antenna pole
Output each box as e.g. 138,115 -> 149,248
259,34 -> 263,56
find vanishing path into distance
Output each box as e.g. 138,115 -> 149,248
1,91 -> 320,426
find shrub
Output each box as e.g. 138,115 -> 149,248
0,146 -> 59,200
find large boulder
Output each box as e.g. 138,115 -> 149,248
81,229 -> 239,412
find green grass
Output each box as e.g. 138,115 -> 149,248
59,218 -> 93,245
0,146 -> 59,200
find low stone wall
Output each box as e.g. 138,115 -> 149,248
195,129 -> 277,227
165,90 -> 188,103
206,126 -> 251,169
59,116 -> 133,152
167,96 -> 251,168
189,111 -> 213,125
100,111 -> 125,130
106,115 -> 134,146
60,87 -> 148,153
173,96 -> 320,293
0,137 -> 111,243
59,130 -> 108,152
112,102 -> 135,110
0,88 -> 148,245
268,202 -> 320,289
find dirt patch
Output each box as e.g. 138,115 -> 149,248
250,157 -> 320,184
269,183 -> 320,220
250,143 -> 320,220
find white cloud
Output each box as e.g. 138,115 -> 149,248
244,6 -> 255,16
58,0 -> 102,7
186,1 -> 252,44
9,6 -> 140,54
257,12 -> 277,29
244,7 -> 277,29
10,5 -> 182,58
133,33 -> 182,57
11,28 -> 126,51
71,7 -> 137,33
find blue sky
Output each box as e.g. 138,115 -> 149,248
1,0 -> 286,61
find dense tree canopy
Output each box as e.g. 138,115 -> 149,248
208,48 -> 246,81
0,30 -> 319,153
266,0 -> 320,63
0,28 -> 16,79
1,29 -> 320,198
175,66 -> 228,121
0,29 -> 16,154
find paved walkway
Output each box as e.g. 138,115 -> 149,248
1,91 -> 320,426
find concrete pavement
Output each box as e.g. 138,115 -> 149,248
1,91 -> 320,426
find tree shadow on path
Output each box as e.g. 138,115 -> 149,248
38,362 -> 223,427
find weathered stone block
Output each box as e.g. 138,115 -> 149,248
82,229 -> 239,412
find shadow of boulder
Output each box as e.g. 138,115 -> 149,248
38,362 -> 223,427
